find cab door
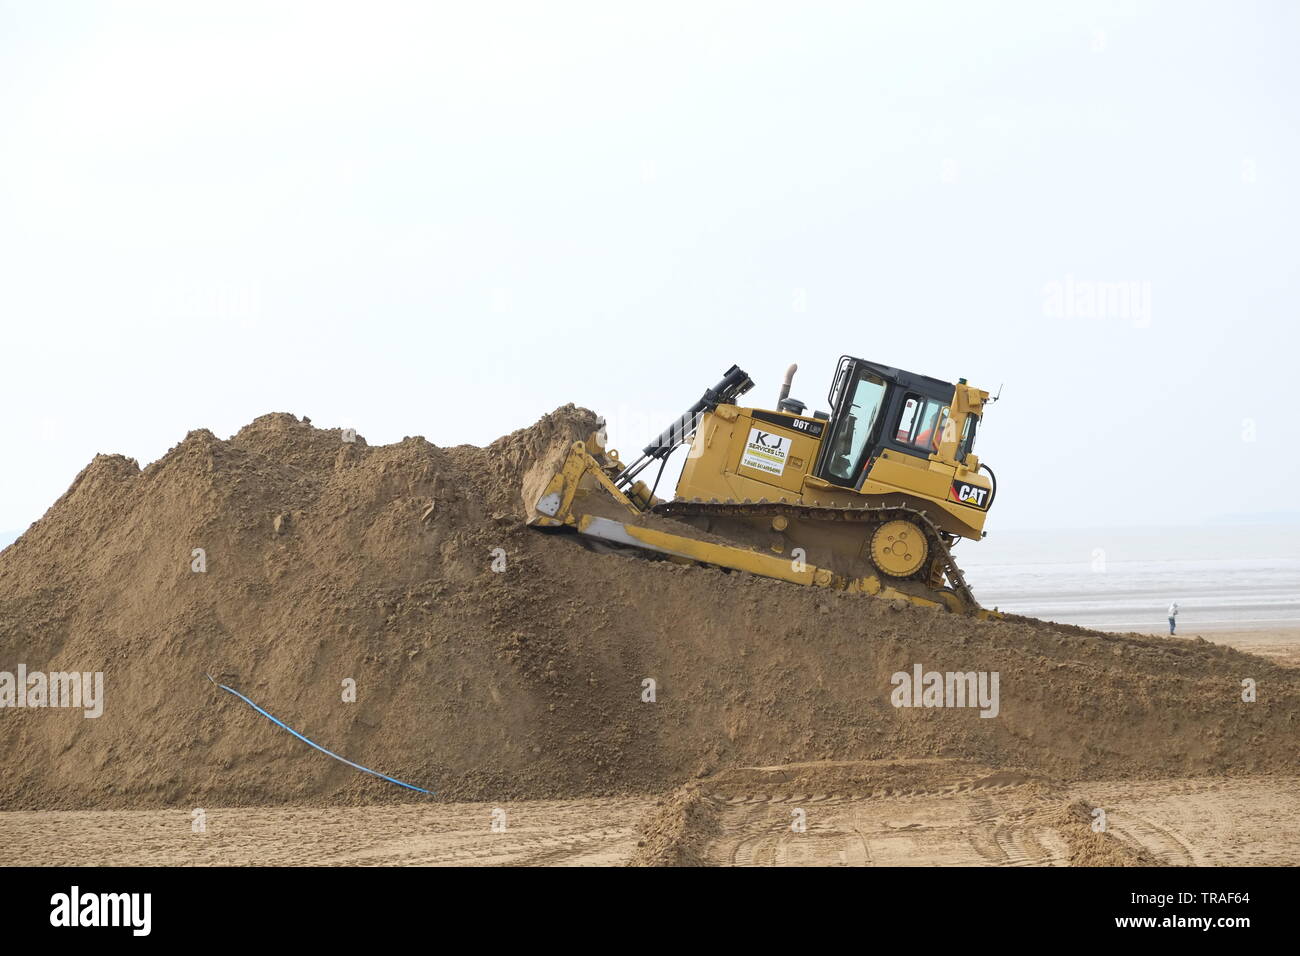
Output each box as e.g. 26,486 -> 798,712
813,359 -> 890,488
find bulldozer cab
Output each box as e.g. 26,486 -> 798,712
814,356 -> 968,490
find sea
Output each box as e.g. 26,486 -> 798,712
956,523 -> 1300,633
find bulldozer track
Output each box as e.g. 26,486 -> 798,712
653,498 -> 980,609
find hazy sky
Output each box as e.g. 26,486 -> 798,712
2,0 -> 1297,536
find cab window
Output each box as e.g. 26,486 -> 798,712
958,415 -> 978,460
895,394 -> 947,451
827,372 -> 887,480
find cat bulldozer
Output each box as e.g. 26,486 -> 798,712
528,358 -> 1000,617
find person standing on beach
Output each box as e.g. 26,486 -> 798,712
1168,601 -> 1179,635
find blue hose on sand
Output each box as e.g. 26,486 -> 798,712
205,674 -> 431,795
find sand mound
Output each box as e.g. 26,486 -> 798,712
1,408 -> 1297,810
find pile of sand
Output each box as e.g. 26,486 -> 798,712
1,408 -> 1297,810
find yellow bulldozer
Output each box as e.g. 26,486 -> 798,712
528,357 -> 1000,617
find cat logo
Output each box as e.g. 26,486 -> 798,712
950,480 -> 990,510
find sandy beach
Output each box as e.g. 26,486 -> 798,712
4,768 -> 1296,867
1128,627 -> 1300,668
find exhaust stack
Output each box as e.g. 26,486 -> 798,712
778,363 -> 798,405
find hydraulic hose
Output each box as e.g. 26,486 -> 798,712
979,463 -> 997,511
